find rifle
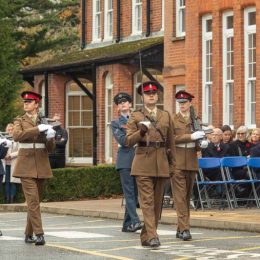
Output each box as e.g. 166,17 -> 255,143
190,105 -> 213,147
38,111 -> 61,130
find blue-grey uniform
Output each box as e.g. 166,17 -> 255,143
111,92 -> 141,232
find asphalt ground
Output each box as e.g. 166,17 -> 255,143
1,212 -> 260,260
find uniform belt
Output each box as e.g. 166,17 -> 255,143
176,142 -> 195,148
19,143 -> 46,149
138,141 -> 166,148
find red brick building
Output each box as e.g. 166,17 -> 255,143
21,0 -> 259,166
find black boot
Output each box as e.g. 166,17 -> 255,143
35,235 -> 45,246
25,235 -> 36,243
0,230 -> 2,236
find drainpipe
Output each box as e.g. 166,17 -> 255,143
81,0 -> 86,49
116,0 -> 121,43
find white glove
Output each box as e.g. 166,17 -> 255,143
191,131 -> 205,140
199,140 -> 208,149
46,128 -> 56,140
0,138 -> 12,148
38,124 -> 52,132
139,121 -> 151,128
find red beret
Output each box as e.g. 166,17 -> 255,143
137,81 -> 163,95
21,91 -> 42,102
175,90 -> 194,102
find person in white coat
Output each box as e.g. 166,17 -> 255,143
3,123 -> 20,203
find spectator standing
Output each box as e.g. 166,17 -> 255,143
126,81 -> 176,248
48,114 -> 68,169
111,92 -> 142,233
0,136 -> 12,237
3,123 -> 20,203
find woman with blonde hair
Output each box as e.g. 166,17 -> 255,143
249,128 -> 260,145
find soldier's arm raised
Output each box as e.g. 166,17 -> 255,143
12,118 -> 40,142
125,112 -> 143,147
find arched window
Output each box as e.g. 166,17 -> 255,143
66,79 -> 93,164
105,73 -> 113,163
133,69 -> 164,110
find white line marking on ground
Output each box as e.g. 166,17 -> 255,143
45,231 -> 113,239
0,236 -> 23,241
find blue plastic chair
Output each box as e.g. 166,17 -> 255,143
247,157 -> 260,207
195,158 -> 233,210
221,157 -> 260,208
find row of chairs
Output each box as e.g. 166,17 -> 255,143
195,157 -> 260,210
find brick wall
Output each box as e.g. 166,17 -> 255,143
164,0 -> 259,128
84,0 -> 164,44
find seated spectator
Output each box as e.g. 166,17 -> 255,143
221,125 -> 233,144
228,126 -> 252,158
205,125 -> 215,142
202,128 -> 229,181
249,128 -> 260,146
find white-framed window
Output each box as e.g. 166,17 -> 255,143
175,85 -> 185,113
132,0 -> 142,35
104,0 -> 113,40
202,14 -> 213,124
92,0 -> 101,42
105,73 -> 113,164
39,82 -> 46,115
66,80 -> 93,164
133,69 -> 164,110
161,0 -> 165,31
176,0 -> 185,37
244,7 -> 256,128
223,11 -> 234,127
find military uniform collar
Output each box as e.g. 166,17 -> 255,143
145,106 -> 157,116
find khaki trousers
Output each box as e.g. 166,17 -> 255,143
21,178 -> 45,236
172,169 -> 196,232
135,176 -> 166,242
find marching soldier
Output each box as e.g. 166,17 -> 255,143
111,92 -> 142,233
12,91 -> 56,246
126,81 -> 176,248
172,90 -> 207,241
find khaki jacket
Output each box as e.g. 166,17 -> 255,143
12,114 -> 55,179
173,112 -> 199,171
126,108 -> 176,177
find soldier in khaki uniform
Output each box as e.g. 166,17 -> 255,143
126,81 -> 176,248
12,91 -> 55,246
172,90 -> 207,241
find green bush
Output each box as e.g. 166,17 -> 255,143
0,165 -> 122,203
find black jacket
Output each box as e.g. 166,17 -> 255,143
228,140 -> 252,157
49,126 -> 68,157
202,142 -> 229,158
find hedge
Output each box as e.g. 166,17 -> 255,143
0,165 -> 122,203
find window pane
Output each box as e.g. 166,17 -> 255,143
226,15 -> 233,29
82,96 -> 92,110
248,11 -> 256,26
68,96 -> 80,110
206,19 -> 212,32
82,111 -> 93,126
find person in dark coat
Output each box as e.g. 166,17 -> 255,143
228,126 -> 251,180
202,128 -> 229,181
0,136 -> 13,236
111,92 -> 141,233
48,114 -> 68,169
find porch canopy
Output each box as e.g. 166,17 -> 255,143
20,36 -> 164,165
